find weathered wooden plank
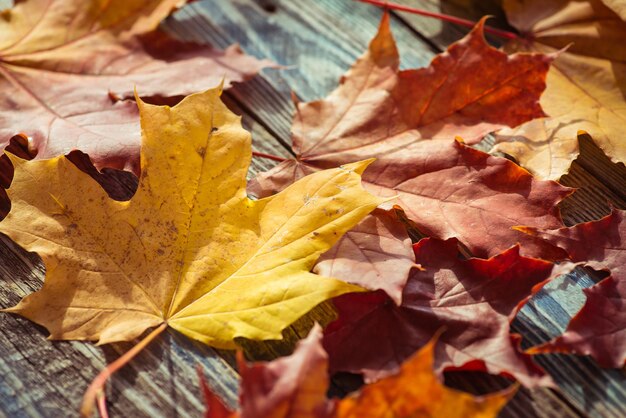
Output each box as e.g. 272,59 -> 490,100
560,134 -> 626,209
514,269 -> 626,418
387,0 -> 509,49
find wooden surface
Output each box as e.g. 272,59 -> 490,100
1,0 -> 625,417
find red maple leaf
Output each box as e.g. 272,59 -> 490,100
323,237 -> 568,387
250,14 -> 568,258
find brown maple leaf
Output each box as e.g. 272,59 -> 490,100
198,325 -> 514,418
322,237 -> 571,388
518,209 -> 626,367
0,0 -> 272,173
251,13 -> 566,259
492,0 -> 626,179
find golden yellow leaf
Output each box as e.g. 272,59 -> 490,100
492,0 -> 626,180
1,85 -> 382,348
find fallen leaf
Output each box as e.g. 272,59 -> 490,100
199,325 -> 514,418
249,12 -> 551,185
289,12 -> 551,160
0,85 -> 382,348
251,14 -> 566,259
236,326 -> 332,418
0,0 -> 272,173
492,0 -> 626,179
323,237 -> 565,388
257,138 -> 570,259
518,209 -> 626,366
313,208 -> 416,305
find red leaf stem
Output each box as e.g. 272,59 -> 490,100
80,323 -> 168,417
252,151 -> 286,162
96,393 -> 110,418
356,0 -> 519,40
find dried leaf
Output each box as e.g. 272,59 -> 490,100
249,12 -> 551,185
323,237 -> 567,387
200,325 -> 514,418
289,13 -> 551,159
237,326 -> 332,418
251,15 -> 565,259
492,0 -> 626,179
519,209 -> 626,366
0,0 -> 272,173
313,208 -> 415,305
258,138 -> 570,259
1,86 -> 382,347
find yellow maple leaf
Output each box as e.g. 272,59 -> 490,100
1,85 -> 382,348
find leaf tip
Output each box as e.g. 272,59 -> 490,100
134,87 -> 147,111
340,158 -> 375,175
216,77 -> 226,95
370,10 -> 399,67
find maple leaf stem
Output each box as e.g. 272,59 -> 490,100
356,0 -> 519,40
96,392 -> 109,418
80,323 -> 168,418
252,151 -> 287,162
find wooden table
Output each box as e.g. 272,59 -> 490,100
1,1 -> 625,417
